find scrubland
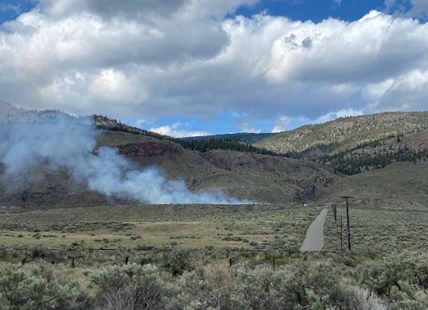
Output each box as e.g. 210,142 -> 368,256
1,203 -> 428,309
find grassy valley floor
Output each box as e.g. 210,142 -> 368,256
0,203 -> 321,263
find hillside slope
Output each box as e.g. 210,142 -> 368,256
107,132 -> 341,204
0,130 -> 341,209
322,162 -> 428,210
254,112 -> 428,174
254,112 -> 428,155
180,132 -> 274,144
2,102 -> 427,211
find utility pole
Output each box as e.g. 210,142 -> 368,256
340,214 -> 343,252
341,196 -> 353,251
333,205 -> 337,223
333,205 -> 338,233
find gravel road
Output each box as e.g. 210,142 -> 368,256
300,208 -> 329,252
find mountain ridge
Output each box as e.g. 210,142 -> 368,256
0,103 -> 341,208
253,111 -> 428,155
0,101 -> 427,211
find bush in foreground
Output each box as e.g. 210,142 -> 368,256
91,263 -> 167,310
0,263 -> 91,310
5,250 -> 428,310
170,260 -> 364,310
357,251 -> 428,309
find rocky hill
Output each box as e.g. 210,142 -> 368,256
0,114 -> 341,209
254,112 -> 428,155
321,161 -> 428,210
1,102 -> 428,211
0,105 -> 303,210
253,112 -> 428,174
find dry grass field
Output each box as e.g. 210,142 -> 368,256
3,201 -> 428,261
0,203 -> 321,264
322,162 -> 428,210
324,206 -> 428,255
3,201 -> 428,309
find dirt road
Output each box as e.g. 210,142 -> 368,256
300,208 -> 329,252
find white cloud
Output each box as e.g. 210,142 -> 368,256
36,0 -> 259,20
133,119 -> 149,128
406,0 -> 428,18
149,123 -> 210,138
384,0 -> 428,18
89,68 -> 148,104
364,69 -> 428,112
1,3 -> 19,14
384,0 -> 396,13
236,121 -> 261,133
314,108 -> 364,124
0,1 -> 427,131
266,10 -> 428,85
272,115 -> 290,133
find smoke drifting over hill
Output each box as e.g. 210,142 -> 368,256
0,116 -> 245,204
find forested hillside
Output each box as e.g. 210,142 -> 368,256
1,103 -> 428,209
94,115 -> 282,157
253,112 -> 428,175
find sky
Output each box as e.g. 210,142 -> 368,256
0,0 -> 427,137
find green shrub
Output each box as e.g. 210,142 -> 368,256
173,260 -> 351,310
358,252 -> 428,294
30,244 -> 56,260
0,245 -> 11,261
357,252 -> 428,309
0,263 -> 91,310
91,263 -> 167,310
170,262 -> 232,310
230,264 -> 283,310
279,261 -> 349,309
345,286 -> 387,310
163,249 -> 205,276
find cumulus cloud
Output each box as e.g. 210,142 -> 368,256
314,108 -> 364,124
35,0 -> 186,20
0,0 -> 427,131
363,70 -> 428,111
36,0 -> 258,20
265,11 -> 428,84
272,115 -> 290,133
406,0 -> 428,18
1,3 -> 19,14
236,121 -> 261,133
150,122 -> 210,138
385,0 -> 428,18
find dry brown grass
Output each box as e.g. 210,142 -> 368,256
323,206 -> 428,254
0,203 -> 321,258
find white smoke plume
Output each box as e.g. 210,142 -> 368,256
0,116 -> 247,204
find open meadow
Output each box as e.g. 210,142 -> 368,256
2,203 -> 428,309
0,203 -> 320,264
324,206 -> 428,254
